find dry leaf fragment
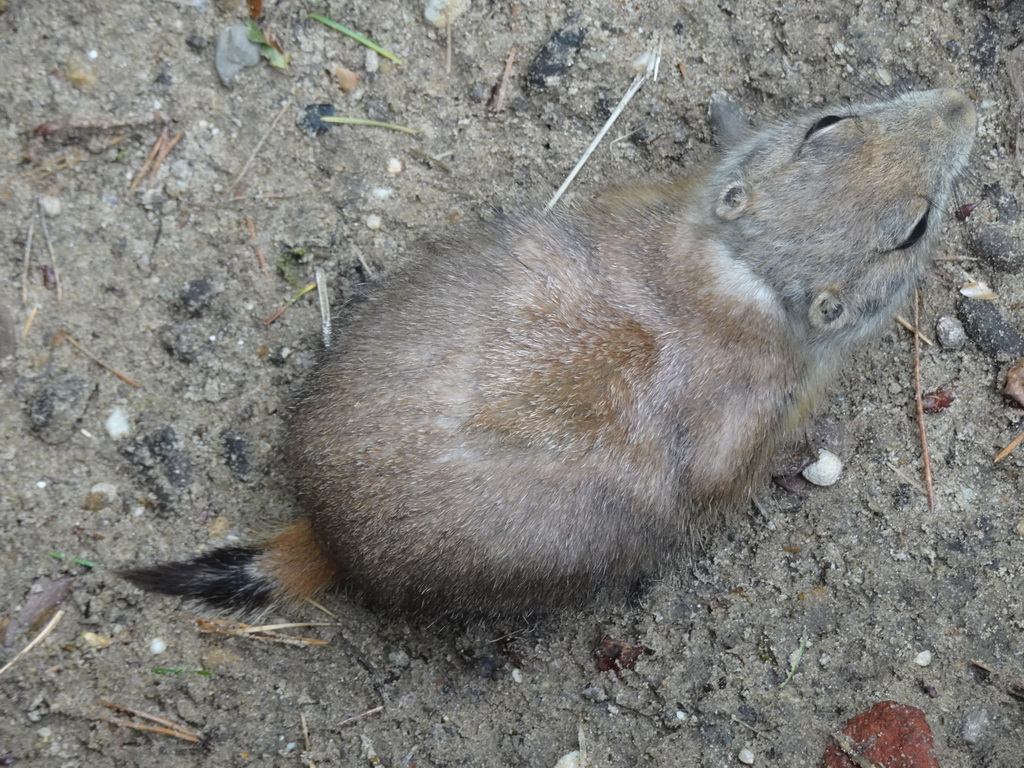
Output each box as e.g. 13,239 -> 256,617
960,281 -> 998,300
1004,360 -> 1024,408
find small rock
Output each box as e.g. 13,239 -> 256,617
300,104 -> 337,135
967,226 -> 1023,272
962,708 -> 989,745
366,214 -> 382,230
389,649 -> 411,668
215,23 -> 262,86
423,0 -> 471,27
935,316 -> 966,350
179,279 -> 216,318
913,650 -> 933,667
387,157 -> 404,175
527,26 -> 586,89
223,432 -> 251,479
738,748 -> 755,765
822,701 -> 938,768
552,751 -> 580,768
510,667 -> 524,683
364,48 -> 379,74
802,449 -> 843,487
149,637 -> 167,654
28,373 -> 96,445
957,296 -> 1024,360
38,196 -> 62,217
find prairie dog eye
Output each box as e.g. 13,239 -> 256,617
894,208 -> 931,251
803,114 -> 851,140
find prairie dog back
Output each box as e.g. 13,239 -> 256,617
124,89 -> 976,617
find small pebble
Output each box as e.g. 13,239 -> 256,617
1014,516 -> 1024,537
215,23 -> 261,85
552,751 -> 580,768
935,316 -> 966,350
105,407 -> 131,439
913,650 -> 933,667
510,667 -> 524,683
364,48 -> 379,74
39,196 -> 62,217
802,449 -> 843,486
738,747 -> 755,765
387,157 -> 404,175
149,637 -> 167,655
527,26 -> 586,89
962,708 -> 989,745
81,631 -> 111,649
389,649 -> 411,668
423,0 -> 471,27
366,214 -> 382,230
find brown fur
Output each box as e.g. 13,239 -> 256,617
125,90 -> 976,618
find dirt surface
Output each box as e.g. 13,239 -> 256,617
2,1 -> 1023,766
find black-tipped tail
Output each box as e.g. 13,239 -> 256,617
120,546 -> 275,612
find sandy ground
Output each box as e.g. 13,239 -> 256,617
1,0 -> 1023,766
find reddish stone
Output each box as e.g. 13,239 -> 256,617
822,700 -> 939,768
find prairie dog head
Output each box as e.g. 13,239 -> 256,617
708,89 -> 976,347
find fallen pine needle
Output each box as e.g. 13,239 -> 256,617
22,304 -> 39,339
320,116 -> 420,134
226,101 -> 290,196
266,282 -> 317,325
912,292 -> 935,515
994,429 -> 1024,463
339,705 -> 384,727
99,717 -> 200,743
97,699 -> 200,743
0,608 -> 65,677
895,314 -> 933,346
546,44 -> 661,210
193,617 -> 333,646
309,14 -> 402,64
59,331 -> 141,388
130,128 -> 168,190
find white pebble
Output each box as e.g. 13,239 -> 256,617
738,747 -> 755,765
149,637 -> 167,654
39,195 -> 63,217
552,751 -> 580,768
914,650 -> 933,667
935,316 -> 966,350
423,0 -> 471,28
510,667 -> 523,683
802,449 -> 843,486
364,48 -> 379,73
386,157 -> 404,175
105,407 -> 131,439
962,708 -> 989,744
371,187 -> 393,200
366,214 -> 382,230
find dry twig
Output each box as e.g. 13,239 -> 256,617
193,617 -> 333,646
895,314 -> 933,346
226,101 -> 290,196
59,331 -> 141,388
21,213 -> 36,304
96,699 -> 200,743
338,705 -> 384,727
37,198 -> 63,302
0,609 -> 64,677
994,429 -> 1024,463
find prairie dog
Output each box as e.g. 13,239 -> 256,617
124,89 -> 976,617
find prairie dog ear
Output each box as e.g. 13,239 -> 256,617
715,181 -> 749,220
809,289 -> 848,329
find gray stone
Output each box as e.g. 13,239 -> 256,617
215,24 -> 261,86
